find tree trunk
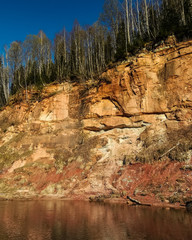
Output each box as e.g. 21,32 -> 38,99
136,0 -> 142,37
125,0 -> 131,49
144,0 -> 150,36
180,0 -> 186,26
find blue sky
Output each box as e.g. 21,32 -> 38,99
0,0 -> 104,52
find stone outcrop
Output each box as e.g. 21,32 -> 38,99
0,40 -> 192,206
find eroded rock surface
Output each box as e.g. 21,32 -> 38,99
0,40 -> 192,206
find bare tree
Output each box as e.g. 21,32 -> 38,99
125,0 -> 131,49
180,0 -> 186,26
8,41 -> 22,91
99,0 -> 121,53
136,0 -> 142,37
143,0 -> 150,36
0,55 -> 9,103
54,28 -> 68,80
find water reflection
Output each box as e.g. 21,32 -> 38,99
0,200 -> 191,240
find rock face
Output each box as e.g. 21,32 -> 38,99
0,40 -> 192,206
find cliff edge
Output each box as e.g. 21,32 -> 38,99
0,40 -> 192,207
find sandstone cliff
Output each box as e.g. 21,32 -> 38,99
0,40 -> 192,206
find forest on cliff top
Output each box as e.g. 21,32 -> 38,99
0,0 -> 192,107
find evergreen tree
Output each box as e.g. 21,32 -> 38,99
115,21 -> 126,61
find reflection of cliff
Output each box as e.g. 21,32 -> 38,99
0,40 -> 192,205
0,201 -> 192,240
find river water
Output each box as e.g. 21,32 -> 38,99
0,200 -> 191,240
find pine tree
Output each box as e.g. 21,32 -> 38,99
115,21 -> 126,61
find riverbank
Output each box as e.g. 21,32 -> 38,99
0,193 -> 188,211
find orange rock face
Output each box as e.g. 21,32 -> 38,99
0,40 -> 192,206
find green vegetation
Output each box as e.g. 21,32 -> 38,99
0,146 -> 20,170
54,149 -> 72,172
0,133 -> 33,171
